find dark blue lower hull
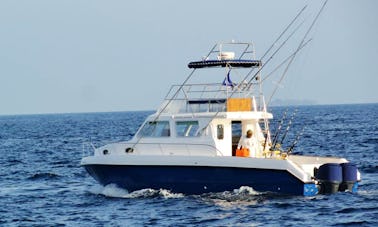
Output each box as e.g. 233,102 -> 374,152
84,165 -> 317,196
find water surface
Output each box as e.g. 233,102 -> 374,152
0,104 -> 377,226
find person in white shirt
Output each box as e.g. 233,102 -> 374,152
237,129 -> 260,157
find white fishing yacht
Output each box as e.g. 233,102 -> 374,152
81,42 -> 360,196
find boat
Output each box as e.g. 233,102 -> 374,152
81,41 -> 360,196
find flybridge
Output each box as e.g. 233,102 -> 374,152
160,83 -> 262,114
188,59 -> 261,69
188,42 -> 261,69
158,42 -> 266,114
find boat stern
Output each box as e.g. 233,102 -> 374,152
288,155 -> 360,194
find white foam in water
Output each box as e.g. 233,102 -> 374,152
203,187 -> 262,208
204,186 -> 260,200
158,189 -> 184,199
127,188 -> 184,199
89,184 -> 130,198
89,184 -> 259,200
358,189 -> 378,197
233,186 -> 261,195
88,184 -> 184,199
127,188 -> 156,198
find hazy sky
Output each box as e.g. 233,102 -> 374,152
0,0 -> 377,115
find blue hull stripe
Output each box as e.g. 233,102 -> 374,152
84,165 -> 315,196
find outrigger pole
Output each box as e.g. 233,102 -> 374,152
198,5 -> 309,133
262,39 -> 312,83
267,0 -> 329,106
260,5 -> 307,61
242,16 -> 306,89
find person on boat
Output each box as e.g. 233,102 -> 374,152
237,129 -> 260,157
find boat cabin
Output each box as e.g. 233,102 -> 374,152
97,42 -> 273,158
131,96 -> 272,157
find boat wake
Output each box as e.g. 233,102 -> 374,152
208,186 -> 262,199
88,184 -> 184,199
205,186 -> 262,198
233,186 -> 261,195
198,186 -> 266,208
88,184 -> 263,200
88,184 -> 263,201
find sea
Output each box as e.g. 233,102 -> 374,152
0,103 -> 377,226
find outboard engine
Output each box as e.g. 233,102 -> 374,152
339,162 -> 358,192
315,163 -> 342,194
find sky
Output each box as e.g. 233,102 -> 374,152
0,0 -> 377,115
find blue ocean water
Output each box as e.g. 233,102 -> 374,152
0,104 -> 377,226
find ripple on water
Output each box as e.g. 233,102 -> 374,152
0,106 -> 377,226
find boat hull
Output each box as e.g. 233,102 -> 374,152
83,164 -> 318,196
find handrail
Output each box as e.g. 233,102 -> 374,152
82,142 -> 96,157
164,83 -> 257,101
120,141 -> 224,156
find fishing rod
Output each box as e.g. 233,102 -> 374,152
279,109 -> 297,147
260,38 -> 311,153
262,114 -> 272,153
268,0 -> 329,105
263,127 -> 273,156
263,132 -> 269,153
271,109 -> 288,150
261,95 -> 271,154
287,126 -> 306,154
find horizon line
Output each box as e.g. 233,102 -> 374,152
0,101 -> 377,117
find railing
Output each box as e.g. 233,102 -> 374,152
164,83 -> 256,100
82,142 -> 96,157
119,141 -> 224,156
158,83 -> 263,114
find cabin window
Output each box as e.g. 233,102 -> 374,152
139,121 -> 170,137
217,124 -> 224,140
176,121 -> 199,137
